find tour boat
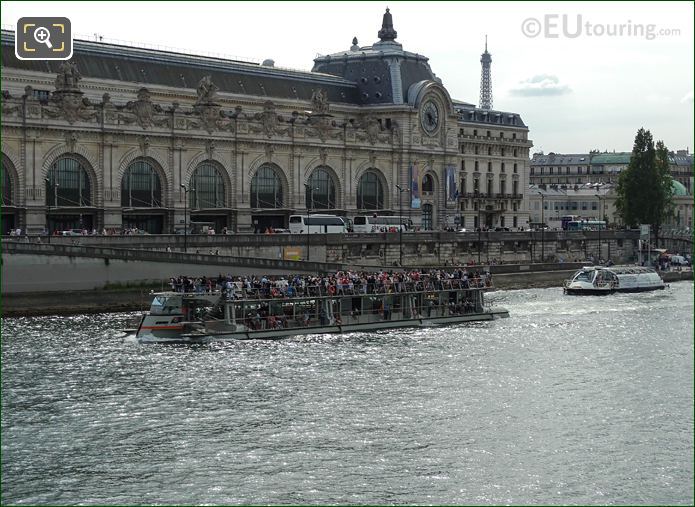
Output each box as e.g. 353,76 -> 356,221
563,265 -> 666,295
134,280 -> 508,344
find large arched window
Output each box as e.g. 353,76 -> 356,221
46,156 -> 92,206
422,203 -> 433,230
251,165 -> 284,208
422,174 -> 434,192
121,159 -> 162,207
356,170 -> 384,210
2,155 -> 14,206
190,162 -> 225,208
306,167 -> 337,210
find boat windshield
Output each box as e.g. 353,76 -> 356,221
574,270 -> 594,283
150,295 -> 181,315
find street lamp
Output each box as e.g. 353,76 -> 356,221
595,193 -> 602,263
303,183 -> 317,261
540,191 -> 546,263
477,196 -> 482,264
180,183 -> 190,253
396,184 -> 410,267
45,178 -> 59,243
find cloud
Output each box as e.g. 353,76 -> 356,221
681,91 -> 694,104
645,93 -> 671,104
509,74 -> 572,97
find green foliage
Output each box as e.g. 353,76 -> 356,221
615,128 -> 674,230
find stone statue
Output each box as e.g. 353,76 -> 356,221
196,75 -> 218,104
311,88 -> 329,114
55,61 -> 82,91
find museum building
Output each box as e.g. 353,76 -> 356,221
1,9 -> 532,234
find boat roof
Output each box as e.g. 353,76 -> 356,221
579,265 -> 656,274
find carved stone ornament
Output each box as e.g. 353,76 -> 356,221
101,92 -> 117,123
190,104 -> 234,134
65,131 -> 78,152
319,147 -> 328,165
305,115 -> 341,142
205,139 -> 216,159
264,143 -> 274,161
45,90 -> 97,124
356,115 -> 389,144
249,101 -> 288,138
121,88 -> 168,129
139,136 -> 150,155
1,90 -> 21,117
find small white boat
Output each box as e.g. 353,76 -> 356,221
563,266 -> 666,295
135,280 -> 508,344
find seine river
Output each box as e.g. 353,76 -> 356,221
2,282 -> 693,505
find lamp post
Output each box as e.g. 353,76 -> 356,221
396,184 -> 410,267
45,178 -> 59,243
477,196 -> 482,264
595,193 -> 602,263
303,183 -> 313,261
540,192 -> 545,262
180,183 -> 189,253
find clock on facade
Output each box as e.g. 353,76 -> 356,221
420,100 -> 440,134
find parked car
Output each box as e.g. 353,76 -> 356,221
272,228 -> 291,234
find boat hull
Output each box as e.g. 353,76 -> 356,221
565,285 -> 666,295
139,308 -> 509,344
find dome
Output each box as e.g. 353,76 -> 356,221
671,180 -> 688,196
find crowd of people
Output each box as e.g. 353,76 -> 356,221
168,268 -> 493,299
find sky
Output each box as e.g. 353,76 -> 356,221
2,1 -> 693,154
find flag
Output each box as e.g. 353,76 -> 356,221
409,161 -> 421,209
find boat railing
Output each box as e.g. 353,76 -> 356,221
236,297 -> 487,331
228,278 -> 492,300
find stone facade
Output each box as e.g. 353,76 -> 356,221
1,11 -> 532,235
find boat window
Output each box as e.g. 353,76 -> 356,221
574,271 -> 593,282
150,295 -> 172,314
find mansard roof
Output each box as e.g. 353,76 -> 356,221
531,153 -> 591,166
1,29 -> 360,105
453,101 -> 527,128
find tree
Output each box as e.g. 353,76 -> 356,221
615,128 -> 673,247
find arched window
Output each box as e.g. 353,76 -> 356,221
121,159 -> 162,207
46,156 -> 92,206
190,162 -> 225,208
2,155 -> 14,206
422,174 -> 434,192
306,167 -> 336,210
422,203 -> 433,230
251,165 -> 284,208
356,170 -> 384,210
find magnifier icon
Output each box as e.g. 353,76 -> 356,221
34,26 -> 53,48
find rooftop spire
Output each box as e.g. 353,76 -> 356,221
377,7 -> 397,42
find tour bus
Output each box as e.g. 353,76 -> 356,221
288,214 -> 348,234
561,215 -> 581,230
352,215 -> 412,233
566,220 -> 606,231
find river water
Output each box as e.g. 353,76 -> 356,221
2,282 -> 693,505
